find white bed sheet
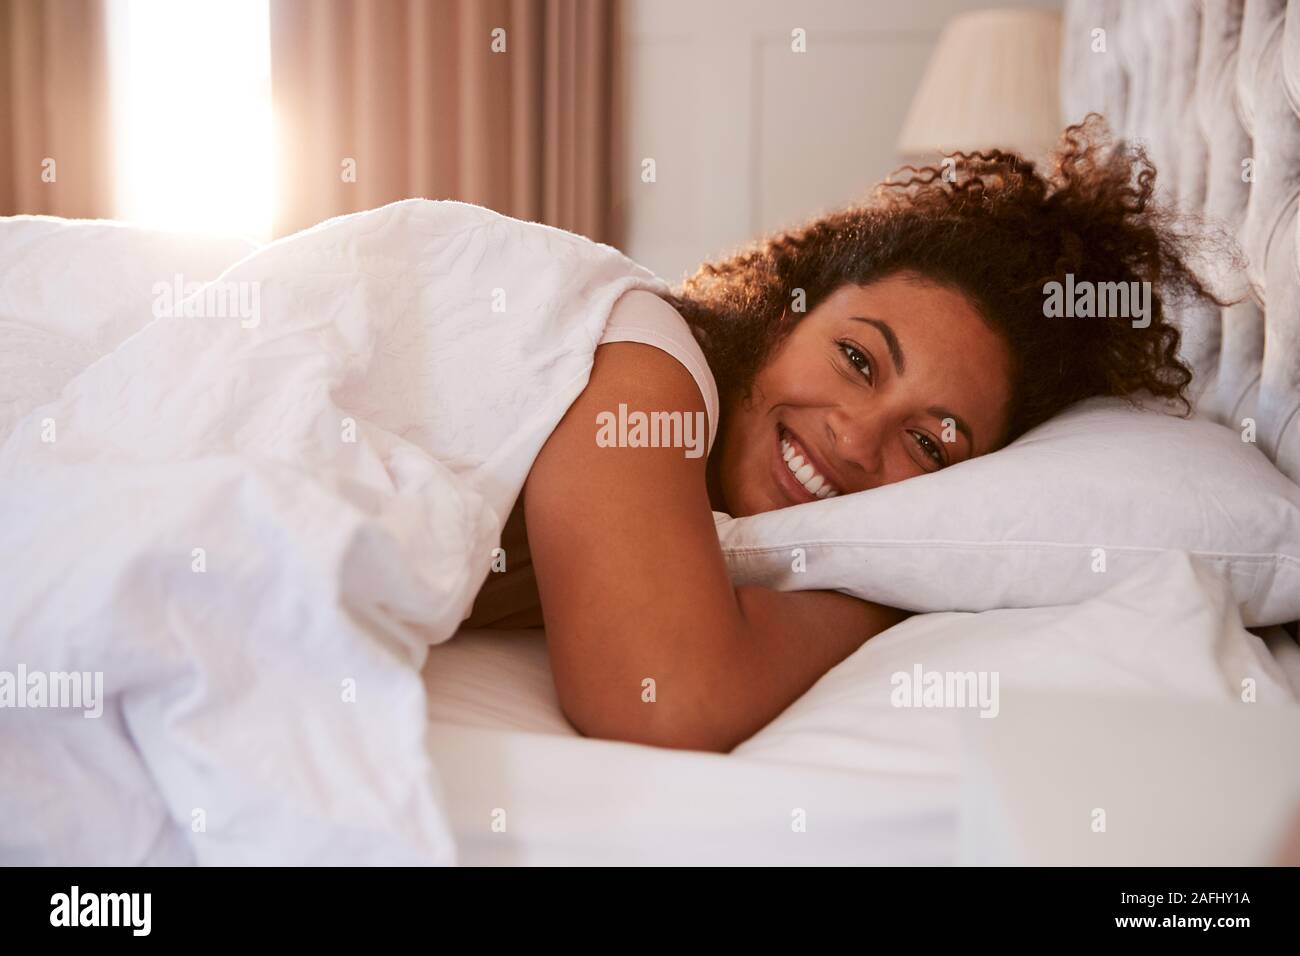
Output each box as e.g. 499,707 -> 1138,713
425,722 -> 955,865
422,633 -> 955,864
424,553 -> 1297,866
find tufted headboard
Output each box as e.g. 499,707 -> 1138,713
1060,0 -> 1300,485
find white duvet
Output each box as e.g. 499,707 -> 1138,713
0,200 -> 664,864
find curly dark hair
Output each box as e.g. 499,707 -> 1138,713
667,115 -> 1221,443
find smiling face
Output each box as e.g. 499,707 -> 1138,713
712,272 -> 1015,517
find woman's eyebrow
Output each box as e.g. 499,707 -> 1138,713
849,316 -> 905,375
927,406 -> 973,448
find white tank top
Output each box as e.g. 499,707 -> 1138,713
462,289 -> 719,629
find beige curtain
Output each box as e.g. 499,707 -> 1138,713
0,0 -> 113,218
270,0 -> 619,243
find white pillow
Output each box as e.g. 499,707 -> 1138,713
717,397 -> 1300,627
736,550 -> 1295,775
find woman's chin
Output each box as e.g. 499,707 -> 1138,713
726,484 -> 784,518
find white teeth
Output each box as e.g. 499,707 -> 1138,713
780,430 -> 838,499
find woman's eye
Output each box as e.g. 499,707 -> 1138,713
910,430 -> 945,468
838,341 -> 873,384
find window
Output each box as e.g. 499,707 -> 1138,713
108,0 -> 272,239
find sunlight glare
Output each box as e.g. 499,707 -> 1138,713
109,0 -> 272,240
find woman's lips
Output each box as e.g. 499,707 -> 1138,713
772,424 -> 842,505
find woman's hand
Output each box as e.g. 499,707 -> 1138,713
525,340 -> 907,752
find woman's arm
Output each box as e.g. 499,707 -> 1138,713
525,341 -> 907,753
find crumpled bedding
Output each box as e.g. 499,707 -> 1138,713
0,199 -> 664,864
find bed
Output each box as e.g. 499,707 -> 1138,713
423,0 -> 1300,866
1,0 -> 1298,868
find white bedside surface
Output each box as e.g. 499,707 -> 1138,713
958,691 -> 1300,866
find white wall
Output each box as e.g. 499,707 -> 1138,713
619,0 -> 1061,281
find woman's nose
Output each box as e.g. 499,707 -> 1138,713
825,408 -> 888,489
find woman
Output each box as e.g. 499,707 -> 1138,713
466,117 -> 1215,752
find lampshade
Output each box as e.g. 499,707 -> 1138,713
896,8 -> 1063,161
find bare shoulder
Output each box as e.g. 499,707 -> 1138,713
525,335 -> 712,546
